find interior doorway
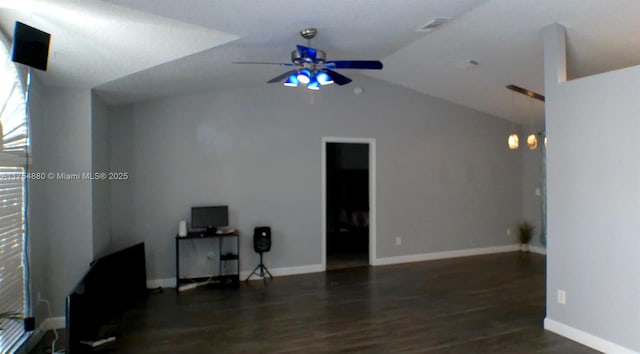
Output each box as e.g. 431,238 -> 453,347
323,139 -> 373,270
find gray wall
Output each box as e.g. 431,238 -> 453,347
91,93 -> 112,258
28,86 -> 94,317
521,122 -> 546,248
546,65 -> 640,351
26,76 -> 50,327
109,75 -> 523,281
109,104 -> 139,250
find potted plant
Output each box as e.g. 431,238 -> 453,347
0,311 -> 22,331
518,221 -> 534,252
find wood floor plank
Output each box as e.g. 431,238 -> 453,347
111,253 -> 596,353
29,252 -> 599,353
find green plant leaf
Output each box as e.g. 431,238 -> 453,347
518,221 -> 535,244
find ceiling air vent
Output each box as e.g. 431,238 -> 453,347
456,59 -> 479,70
417,18 -> 450,32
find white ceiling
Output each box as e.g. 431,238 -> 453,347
2,0 -> 640,124
0,0 -> 237,87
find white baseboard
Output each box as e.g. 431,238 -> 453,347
529,245 -> 547,255
147,278 -> 176,289
372,244 -> 520,266
242,264 -> 324,281
42,316 -> 65,330
148,264 -> 325,287
19,316 -> 66,353
544,318 -> 639,354
151,245 -> 540,286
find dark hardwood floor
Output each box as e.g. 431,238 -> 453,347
326,252 -> 369,270
32,252 -> 597,353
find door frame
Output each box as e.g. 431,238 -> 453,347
321,137 -> 376,270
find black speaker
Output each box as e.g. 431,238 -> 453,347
11,21 -> 51,71
246,226 -> 273,281
253,227 -> 271,253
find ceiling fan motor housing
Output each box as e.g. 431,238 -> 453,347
291,48 -> 326,65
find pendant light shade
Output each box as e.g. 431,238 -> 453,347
284,74 -> 300,87
307,76 -> 320,90
527,134 -> 538,149
508,134 -> 519,149
297,68 -> 312,84
316,71 -> 333,85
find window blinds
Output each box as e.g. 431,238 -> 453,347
0,36 -> 29,352
0,167 -> 25,351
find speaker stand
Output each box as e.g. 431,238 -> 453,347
245,252 -> 272,281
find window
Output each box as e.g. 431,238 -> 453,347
0,35 -> 29,352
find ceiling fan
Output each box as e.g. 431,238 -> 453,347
234,28 -> 383,90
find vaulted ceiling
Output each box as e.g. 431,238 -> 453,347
1,0 -> 639,124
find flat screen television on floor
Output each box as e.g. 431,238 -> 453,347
66,242 -> 147,353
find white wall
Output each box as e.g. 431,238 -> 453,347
546,64 -> 640,351
28,86 -> 94,317
109,75 -> 523,281
91,93 -> 111,258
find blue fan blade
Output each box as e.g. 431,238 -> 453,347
325,69 -> 352,86
233,61 -> 296,66
325,60 -> 383,70
296,45 -> 317,61
267,70 -> 298,83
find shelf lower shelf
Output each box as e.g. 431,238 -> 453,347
220,254 -> 239,261
176,232 -> 240,293
177,275 -> 239,289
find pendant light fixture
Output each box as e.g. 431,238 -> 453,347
527,134 -> 538,149
526,97 -> 537,149
507,88 -> 519,149
508,134 -> 519,149
506,84 -> 546,150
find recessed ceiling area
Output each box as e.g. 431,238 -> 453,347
1,0 -> 640,125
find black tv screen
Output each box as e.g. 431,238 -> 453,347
11,21 -> 51,71
66,243 -> 147,353
191,206 -> 228,230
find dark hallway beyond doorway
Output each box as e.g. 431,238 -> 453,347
326,142 -> 369,270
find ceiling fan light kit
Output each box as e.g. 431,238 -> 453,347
234,28 -> 383,90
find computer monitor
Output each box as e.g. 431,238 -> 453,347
191,206 -> 228,231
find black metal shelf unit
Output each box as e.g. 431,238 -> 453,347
175,231 -> 240,292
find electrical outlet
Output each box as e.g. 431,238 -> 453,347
535,187 -> 541,196
207,251 -> 215,260
506,228 -> 511,236
395,237 -> 402,246
557,290 -> 566,304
